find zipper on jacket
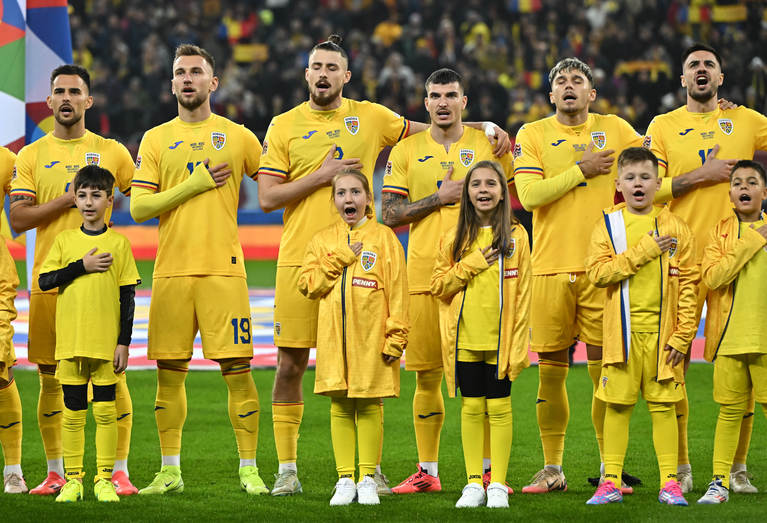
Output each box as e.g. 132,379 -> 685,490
494,251 -> 504,379
341,232 -> 349,356
713,216 -> 745,360
654,218 -> 663,381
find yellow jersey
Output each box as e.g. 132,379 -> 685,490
514,113 -> 642,274
40,227 -> 140,361
258,98 -> 409,267
646,106 -> 767,261
624,207 -> 662,331
457,227 -> 500,350
11,131 -> 134,293
717,219 -> 767,356
382,126 -> 513,292
133,114 -> 261,278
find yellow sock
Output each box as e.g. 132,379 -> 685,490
62,406 -> 86,480
732,391 -> 754,467
377,399 -> 384,466
537,359 -> 569,466
273,402 -> 304,464
114,372 -> 132,462
155,361 -> 189,456
221,359 -> 259,460
713,402 -> 747,489
461,396 -> 485,485
487,397 -> 512,484
587,359 -> 605,461
93,400 -> 117,481
603,403 -> 632,483
483,415 -> 491,464
330,397 -> 356,479
675,386 -> 689,466
0,378 -> 22,466
38,370 -> 63,461
413,368 -> 444,463
648,402 -> 677,487
356,398 -> 381,477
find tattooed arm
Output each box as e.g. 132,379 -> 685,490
382,166 -> 464,228
9,186 -> 75,233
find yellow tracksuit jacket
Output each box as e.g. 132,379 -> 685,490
586,204 -> 698,382
298,217 -> 408,398
430,224 -> 531,398
701,212 -> 767,362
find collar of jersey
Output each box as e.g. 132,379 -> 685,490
175,114 -> 216,128
550,113 -> 594,135
49,130 -> 90,145
303,98 -> 348,118
80,224 -> 108,236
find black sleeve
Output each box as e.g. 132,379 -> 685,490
38,260 -> 87,291
118,284 -> 136,346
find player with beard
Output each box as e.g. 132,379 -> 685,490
645,42 -> 767,494
258,36 -> 509,497
130,44 -> 267,496
512,58 -> 644,494
381,68 -> 513,494
10,65 -> 135,496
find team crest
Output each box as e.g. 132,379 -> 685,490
505,238 -> 516,258
718,119 -> 733,135
344,116 -> 359,135
668,237 -> 678,258
459,148 -> 475,167
274,322 -> 281,337
85,152 -> 101,166
602,376 -> 608,389
591,131 -> 606,150
211,132 -> 226,150
360,250 -> 377,272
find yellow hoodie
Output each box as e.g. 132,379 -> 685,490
298,217 -> 408,398
701,212 -> 767,361
586,204 -> 698,382
430,223 -> 531,398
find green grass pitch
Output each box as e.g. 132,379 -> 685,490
4,364 -> 766,521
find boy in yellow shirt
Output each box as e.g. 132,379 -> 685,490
585,147 -> 698,505
38,165 -> 140,502
698,160 -> 767,504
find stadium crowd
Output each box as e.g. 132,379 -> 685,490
69,0 -> 767,149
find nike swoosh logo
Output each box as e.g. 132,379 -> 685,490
154,406 -> 166,411
0,421 -> 20,429
551,139 -> 565,146
679,128 -> 693,136
302,130 -> 318,139
43,410 -> 62,417
164,481 -> 174,487
116,413 -> 130,421
417,411 -> 442,419
743,412 -> 754,419
168,141 -> 184,149
44,161 -> 60,168
536,398 -> 546,404
238,410 -> 259,418
417,155 -> 433,162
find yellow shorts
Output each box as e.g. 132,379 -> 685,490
0,362 -> 11,382
457,348 -> 497,365
596,332 -> 684,405
404,293 -> 442,371
28,292 -> 58,366
713,353 -> 767,405
530,272 -> 605,352
148,276 -> 253,360
56,357 -> 118,386
274,266 -> 318,348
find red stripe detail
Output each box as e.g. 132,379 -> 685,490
381,188 -> 408,196
272,402 -> 304,406
514,169 -> 544,176
28,0 -> 68,7
157,364 -> 189,373
131,183 -> 158,191
222,369 -> 251,376
538,360 -> 569,368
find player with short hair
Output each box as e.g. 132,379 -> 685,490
258,37 -> 509,496
39,165 -> 140,503
513,57 -> 643,493
698,160 -> 767,504
130,44 -> 267,496
585,147 -> 697,506
381,68 -> 513,493
645,42 -> 767,493
9,64 -> 136,496
0,146 -> 24,494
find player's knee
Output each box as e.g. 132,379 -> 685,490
276,352 -> 308,382
62,384 -> 88,411
647,401 -> 674,414
92,384 -> 116,403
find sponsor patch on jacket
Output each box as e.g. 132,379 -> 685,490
360,251 -> 377,271
505,238 -> 516,258
668,266 -> 679,277
668,237 -> 678,258
503,268 -> 519,279
352,277 -> 378,289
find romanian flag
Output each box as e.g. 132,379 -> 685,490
0,0 -> 72,285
